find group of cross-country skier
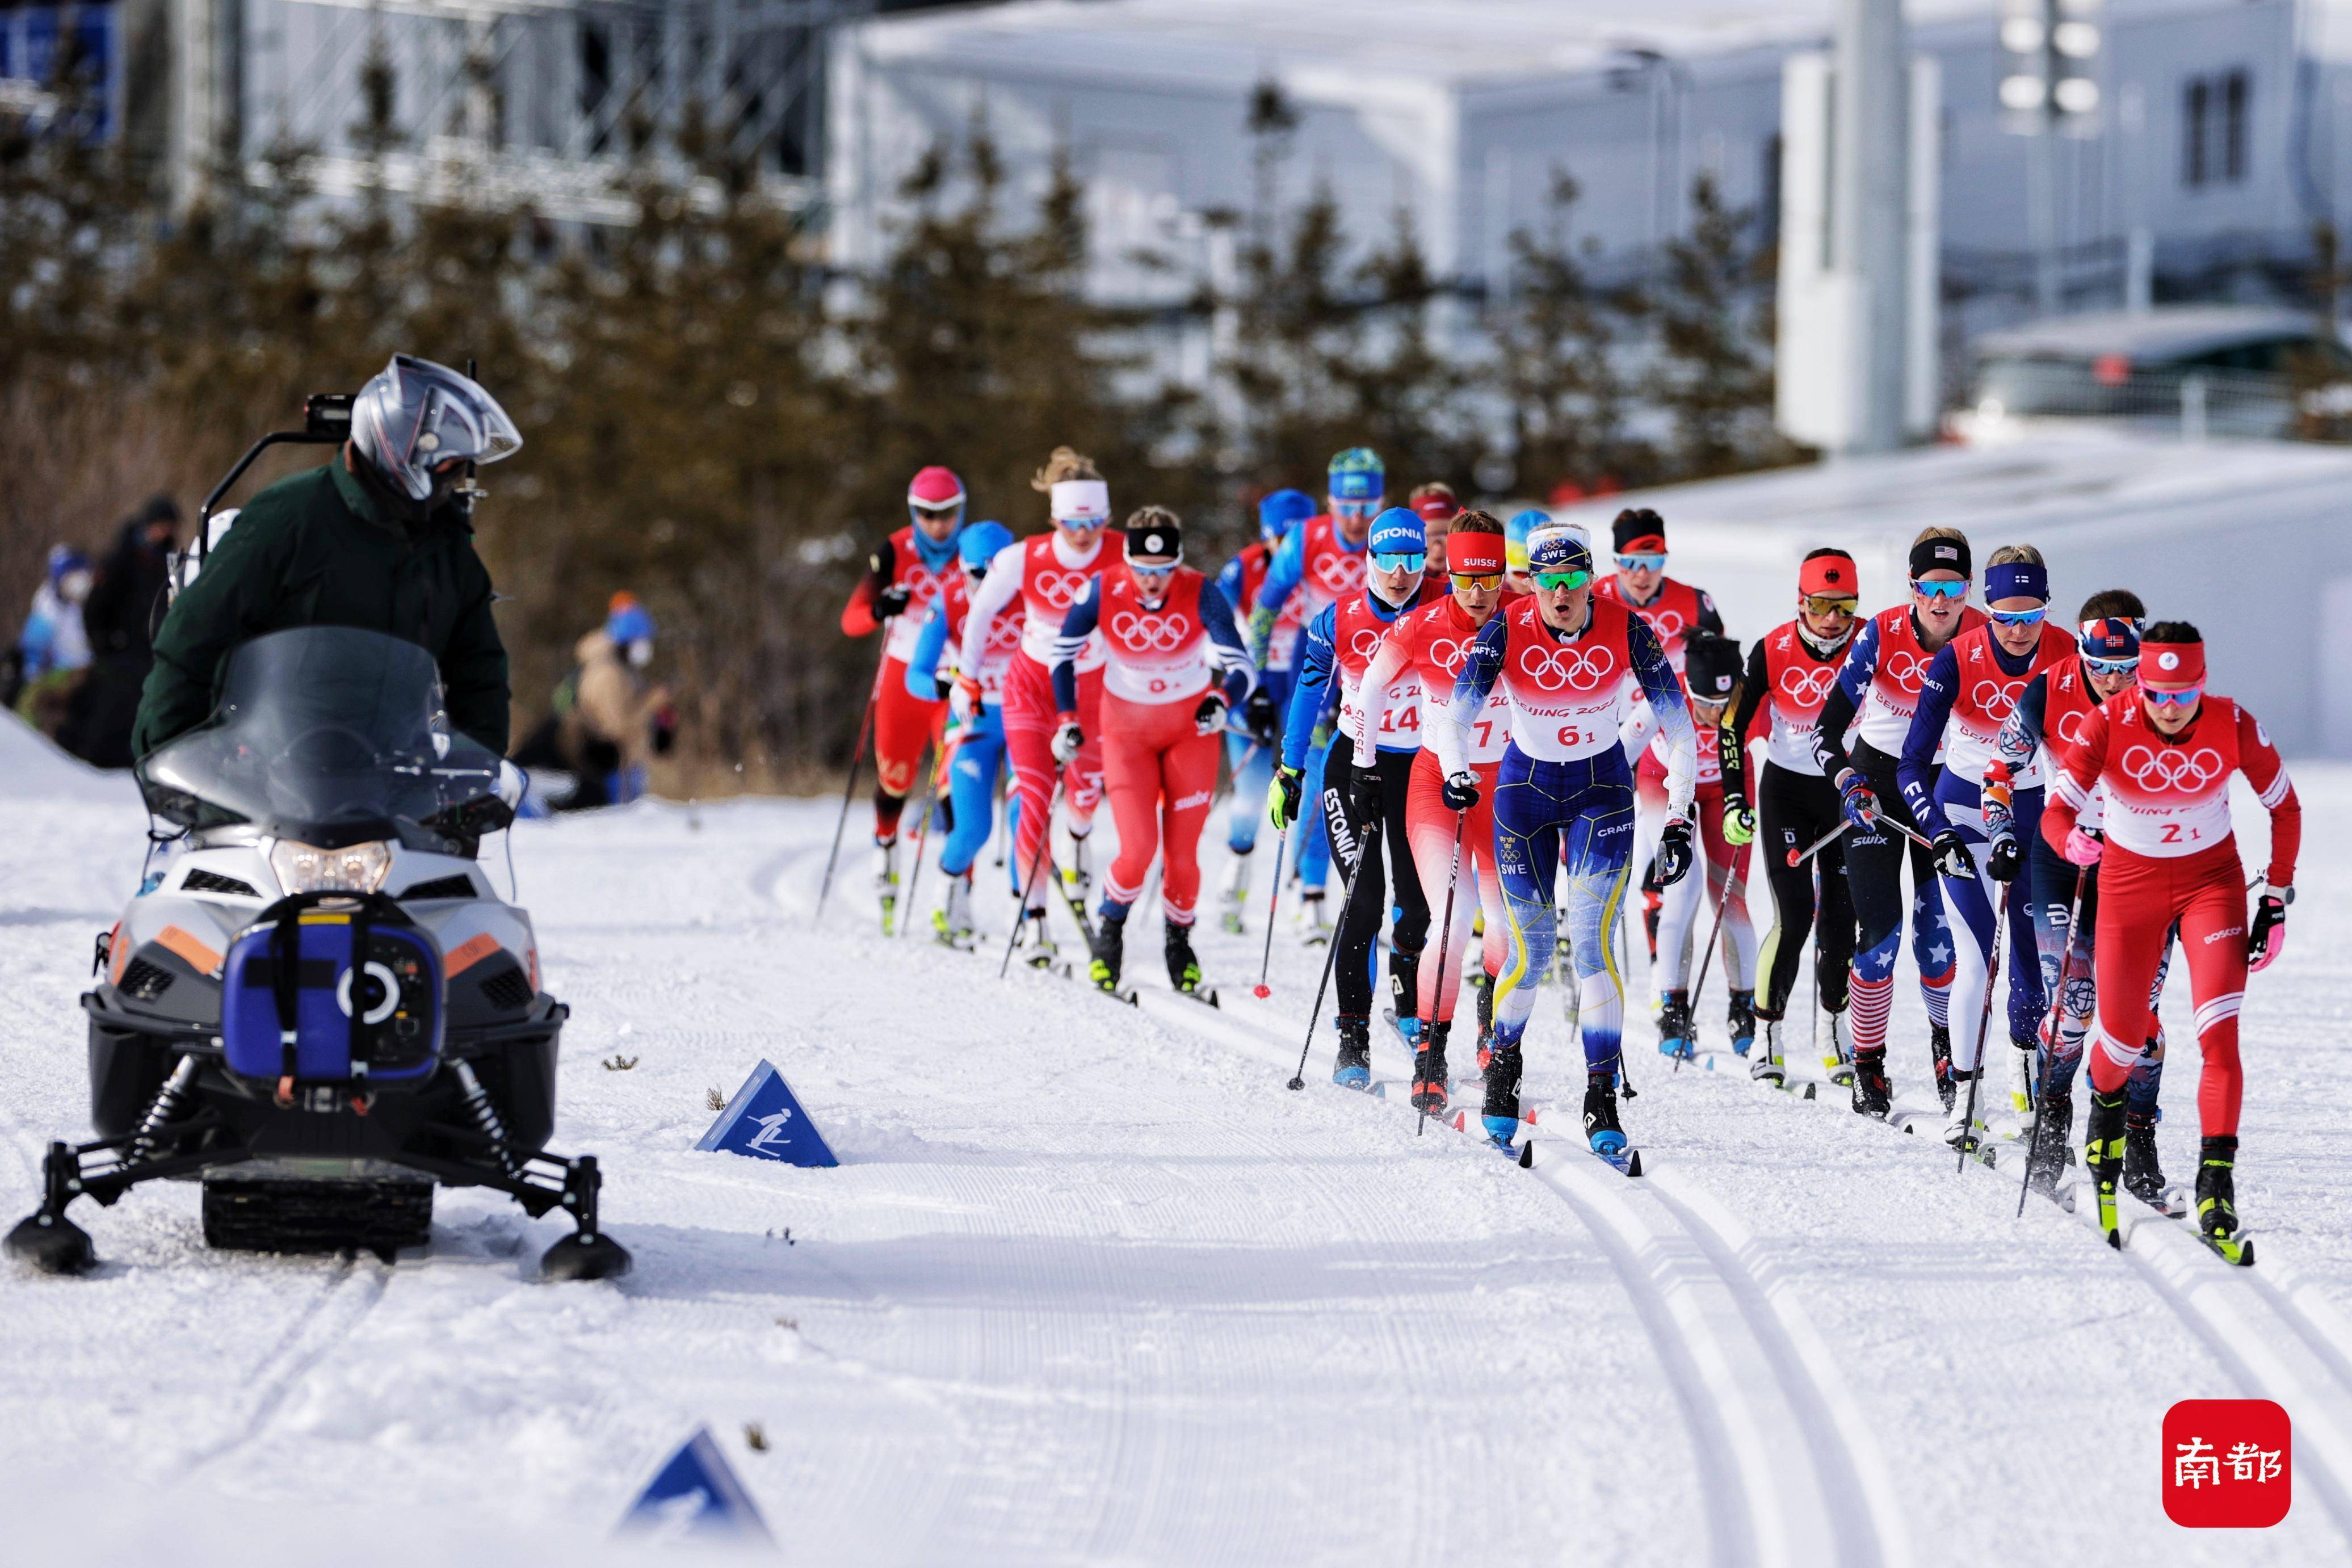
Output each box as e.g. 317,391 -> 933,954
839,444 -> 2298,1259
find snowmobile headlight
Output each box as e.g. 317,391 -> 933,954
269,838 -> 393,894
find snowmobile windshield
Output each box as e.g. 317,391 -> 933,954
137,627 -> 506,847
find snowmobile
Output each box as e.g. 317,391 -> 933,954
3,620 -> 631,1281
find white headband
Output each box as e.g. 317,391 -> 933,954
1051,479 -> 1110,523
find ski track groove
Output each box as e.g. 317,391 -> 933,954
170,1256 -> 393,1480
1138,990 -> 1889,1568
766,849 -> 1472,1563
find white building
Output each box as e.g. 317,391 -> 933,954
828,0 -> 2342,323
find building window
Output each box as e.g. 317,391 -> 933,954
2183,68 -> 2251,188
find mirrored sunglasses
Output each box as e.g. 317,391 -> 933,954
1450,571 -> 1505,591
2082,654 -> 2138,676
1332,498 -> 1382,520
1802,594 -> 1859,617
1370,550 -> 1426,575
1534,568 -> 1594,591
1614,553 -> 1666,573
2141,683 -> 2203,708
1988,606 -> 2049,628
1910,578 -> 1971,601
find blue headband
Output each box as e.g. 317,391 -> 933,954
2078,615 -> 2140,659
1985,561 -> 2047,604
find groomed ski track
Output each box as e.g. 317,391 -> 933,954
3,736 -> 2352,1562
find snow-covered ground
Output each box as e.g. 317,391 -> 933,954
5,728 -> 2351,1565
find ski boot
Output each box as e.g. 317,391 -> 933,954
1218,850 -> 1252,936
2025,1090 -> 2073,1197
1089,916 -> 1125,994
1332,1016 -> 1372,1090
1410,1021 -> 1451,1116
1727,990 -> 1756,1058
1850,1046 -> 1891,1119
1298,890 -> 1330,947
932,873 -> 977,949
2195,1136 -> 2249,1262
1929,1023 -> 1955,1112
1820,1007 -> 1854,1086
1752,1018 -> 1786,1084
1942,1069 -> 1982,1152
2085,1088 -> 2128,1245
874,836 -> 901,934
1166,921 -> 1207,998
2123,1113 -> 2170,1209
1481,1037 -> 1524,1150
1584,1070 -> 1629,1160
1016,908 -> 1059,970
1656,989 -> 1695,1060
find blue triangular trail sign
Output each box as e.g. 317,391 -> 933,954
696,1058 -> 839,1167
619,1425 -> 772,1541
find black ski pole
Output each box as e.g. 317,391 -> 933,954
2018,875 -> 2085,1216
1286,804 -> 1375,1091
1416,810 -> 1468,1135
815,646 -> 888,925
1955,884 -> 2009,1175
999,774 -> 1064,981
1251,823 -> 1292,999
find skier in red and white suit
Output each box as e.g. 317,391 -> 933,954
839,464 -> 966,927
1594,507 -> 1724,960
1051,509 -> 1254,998
1624,632 -> 1755,1060
1352,512 -> 1513,1113
956,457 -> 1114,963
2040,622 -> 2299,1254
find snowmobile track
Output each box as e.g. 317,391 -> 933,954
1138,990 -> 1890,1568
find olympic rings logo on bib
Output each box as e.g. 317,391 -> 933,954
2054,708 -> 2090,746
1883,650 -> 1928,688
1642,607 -> 1687,640
1778,666 -> 1834,706
1110,611 -> 1191,652
987,617 -> 1023,654
1348,627 -> 1384,661
2120,745 -> 2225,791
1969,679 -> 2019,712
1313,553 -> 1366,596
1034,569 -> 1089,609
1519,644 -> 1614,692
1426,636 -> 1471,674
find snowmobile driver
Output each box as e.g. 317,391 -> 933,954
132,355 -> 521,760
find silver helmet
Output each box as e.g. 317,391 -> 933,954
349,355 -> 523,503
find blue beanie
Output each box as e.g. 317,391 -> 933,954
607,598 -> 655,644
1257,489 -> 1316,542
1367,507 -> 1425,556
959,520 -> 1014,571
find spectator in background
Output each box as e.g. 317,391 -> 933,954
514,592 -> 675,811
13,545 -> 94,738
60,497 -> 179,767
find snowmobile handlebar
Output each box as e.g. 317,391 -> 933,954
194,394 -> 354,562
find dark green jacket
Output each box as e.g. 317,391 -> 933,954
132,457 -> 510,757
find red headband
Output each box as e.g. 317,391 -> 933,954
1447,536 -> 1506,575
2139,641 -> 2205,690
1618,533 -> 1666,556
1799,553 -> 1856,598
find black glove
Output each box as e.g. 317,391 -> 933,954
1272,764 -> 1304,831
1986,834 -> 2021,883
1930,829 -> 1977,881
1441,770 -> 1480,812
936,793 -> 955,835
1347,764 -> 1384,826
2249,888 -> 2289,972
1194,692 -> 1229,737
873,583 -> 912,620
1654,818 -> 1695,887
1244,687 -> 1279,747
